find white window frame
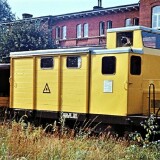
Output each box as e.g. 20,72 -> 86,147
77,24 -> 82,38
62,26 -> 67,40
152,6 -> 160,29
83,23 -> 88,38
125,18 -> 132,27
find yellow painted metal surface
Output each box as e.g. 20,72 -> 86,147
12,58 -> 34,109
35,56 -> 59,111
128,54 -> 143,115
133,30 -> 143,48
11,53 -> 89,114
90,54 -> 128,116
107,32 -> 116,49
142,53 -> 160,115
61,54 -> 89,113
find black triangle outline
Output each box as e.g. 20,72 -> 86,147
43,83 -> 51,93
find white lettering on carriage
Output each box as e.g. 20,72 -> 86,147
62,113 -> 78,119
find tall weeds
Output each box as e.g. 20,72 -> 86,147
0,118 -> 159,160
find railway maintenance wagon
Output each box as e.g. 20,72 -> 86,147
9,26 -> 160,127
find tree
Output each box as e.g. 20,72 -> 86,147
0,20 -> 54,63
0,0 -> 15,22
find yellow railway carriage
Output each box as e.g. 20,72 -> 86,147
9,26 -> 160,126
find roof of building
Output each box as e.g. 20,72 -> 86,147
0,3 -> 139,26
53,3 -> 139,21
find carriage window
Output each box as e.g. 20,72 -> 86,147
41,57 -> 53,69
66,56 -> 81,68
142,31 -> 160,49
102,56 -> 116,74
117,32 -> 133,47
130,56 -> 141,75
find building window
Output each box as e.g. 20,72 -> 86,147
55,26 -> 60,39
130,56 -> 141,75
62,26 -> 67,40
152,6 -> 160,29
77,24 -> 82,38
107,21 -> 112,29
83,23 -> 88,37
102,56 -> 116,74
99,21 -> 105,35
41,57 -> 54,69
133,18 -> 139,26
125,18 -> 132,27
66,56 -> 82,68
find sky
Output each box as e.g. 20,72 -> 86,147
8,0 -> 139,19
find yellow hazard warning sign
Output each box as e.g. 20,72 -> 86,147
43,83 -> 51,93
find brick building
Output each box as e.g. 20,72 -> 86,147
52,0 -> 160,48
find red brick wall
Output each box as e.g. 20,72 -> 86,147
53,10 -> 139,48
140,0 -> 160,27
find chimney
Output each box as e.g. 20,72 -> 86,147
93,0 -> 103,10
98,0 -> 102,7
22,13 -> 33,19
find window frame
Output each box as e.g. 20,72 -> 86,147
40,57 -> 54,69
130,56 -> 141,75
99,21 -> 105,36
142,31 -> 160,49
83,23 -> 89,38
76,24 -> 82,38
152,6 -> 160,29
125,18 -> 132,27
66,56 -> 82,69
133,17 -> 139,26
107,20 -> 112,29
55,26 -> 61,39
116,31 -> 133,47
102,56 -> 116,75
62,25 -> 67,40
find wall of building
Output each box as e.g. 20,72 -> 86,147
53,10 -> 139,48
51,0 -> 160,48
139,0 -> 160,27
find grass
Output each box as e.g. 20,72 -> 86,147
0,121 -> 160,160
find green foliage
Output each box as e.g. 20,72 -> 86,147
0,0 -> 15,23
130,114 -> 160,144
141,114 -> 160,143
0,21 -> 54,63
128,114 -> 160,160
124,144 -> 160,160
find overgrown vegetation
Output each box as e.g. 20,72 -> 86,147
0,114 -> 160,160
0,0 -> 15,23
0,0 -> 54,63
0,21 -> 54,63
